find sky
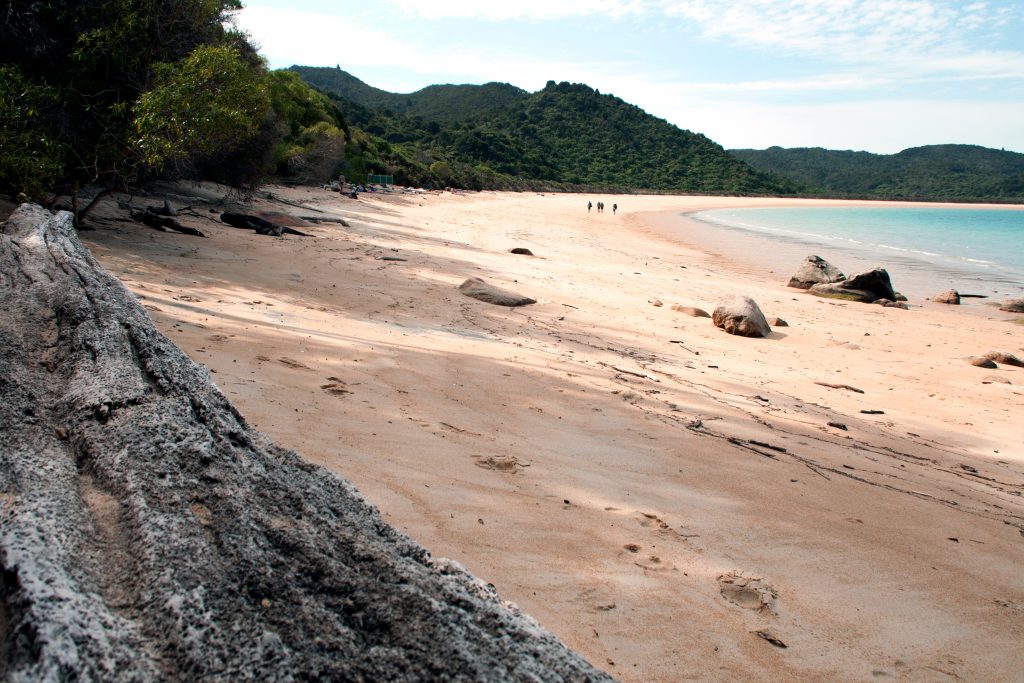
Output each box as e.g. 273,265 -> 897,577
236,0 -> 1024,154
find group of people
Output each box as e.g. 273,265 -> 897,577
587,201 -> 617,214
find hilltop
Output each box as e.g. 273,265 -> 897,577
731,144 -> 1024,201
291,66 -> 793,194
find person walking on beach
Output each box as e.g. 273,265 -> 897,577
612,203 -> 617,215
588,201 -> 592,212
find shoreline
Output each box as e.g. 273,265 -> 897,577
77,187 -> 1024,682
678,204 -> 1024,300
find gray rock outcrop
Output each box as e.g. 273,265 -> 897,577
459,277 -> 537,307
712,296 -> 772,338
787,255 -> 845,289
0,205 -> 611,682
809,267 -> 896,303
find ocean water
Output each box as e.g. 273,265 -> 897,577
688,206 -> 1024,299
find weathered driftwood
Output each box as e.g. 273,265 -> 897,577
220,212 -> 310,237
130,207 -> 207,237
0,204 -> 612,682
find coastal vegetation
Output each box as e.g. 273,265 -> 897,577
731,144 -> 1024,202
293,66 -> 794,195
0,1 -> 348,222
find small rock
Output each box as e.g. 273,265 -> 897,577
787,255 -> 845,290
827,421 -> 848,430
650,299 -> 663,307
768,317 -> 788,327
712,296 -> 771,338
982,375 -> 1011,384
999,298 -> 1024,313
810,267 -> 896,303
970,357 -> 998,369
458,277 -> 536,307
983,351 -> 1024,368
510,247 -> 534,256
932,289 -> 960,304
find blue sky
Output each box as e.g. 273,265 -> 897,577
236,1 -> 1024,153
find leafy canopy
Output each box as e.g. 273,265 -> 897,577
134,45 -> 270,171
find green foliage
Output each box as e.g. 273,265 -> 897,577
0,0 -> 286,208
290,66 -> 527,123
298,70 -> 793,194
731,145 -> 1024,201
134,45 -> 270,172
265,71 -> 350,181
0,66 -> 64,199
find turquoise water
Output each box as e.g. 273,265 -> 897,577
690,206 -> 1024,299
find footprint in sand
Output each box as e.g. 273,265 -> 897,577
472,455 -> 529,474
635,511 -> 703,548
718,572 -> 778,614
176,295 -> 202,303
620,545 -> 672,572
278,357 -> 310,370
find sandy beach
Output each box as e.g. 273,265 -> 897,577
80,187 -> 1024,681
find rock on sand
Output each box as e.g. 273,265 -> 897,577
983,351 -> 1024,367
932,290 -> 960,305
712,296 -> 772,338
1000,298 -> 1024,313
809,267 -> 896,303
788,255 -> 845,290
458,277 -> 537,307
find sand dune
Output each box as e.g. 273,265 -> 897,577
82,187 -> 1024,682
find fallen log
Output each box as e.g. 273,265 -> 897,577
220,211 -> 311,237
0,204 -> 611,682
130,207 -> 206,237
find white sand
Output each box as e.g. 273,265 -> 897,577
83,188 -> 1024,681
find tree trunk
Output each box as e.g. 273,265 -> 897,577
0,205 -> 611,683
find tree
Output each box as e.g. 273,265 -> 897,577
133,45 -> 270,173
0,0 -> 267,222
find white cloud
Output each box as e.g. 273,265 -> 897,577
379,0 -> 649,21
236,7 -> 410,71
661,0 -> 1024,82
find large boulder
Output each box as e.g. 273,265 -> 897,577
712,296 -> 772,337
809,267 -> 896,303
932,290 -> 960,305
787,255 -> 845,289
1000,298 -> 1024,313
0,205 -> 610,682
458,277 -> 537,307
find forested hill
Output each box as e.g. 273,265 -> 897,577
291,66 -> 528,123
731,145 -> 1024,201
292,67 -> 794,194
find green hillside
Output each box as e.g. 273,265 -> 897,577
294,68 -> 793,194
290,66 -> 527,123
731,144 -> 1024,200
